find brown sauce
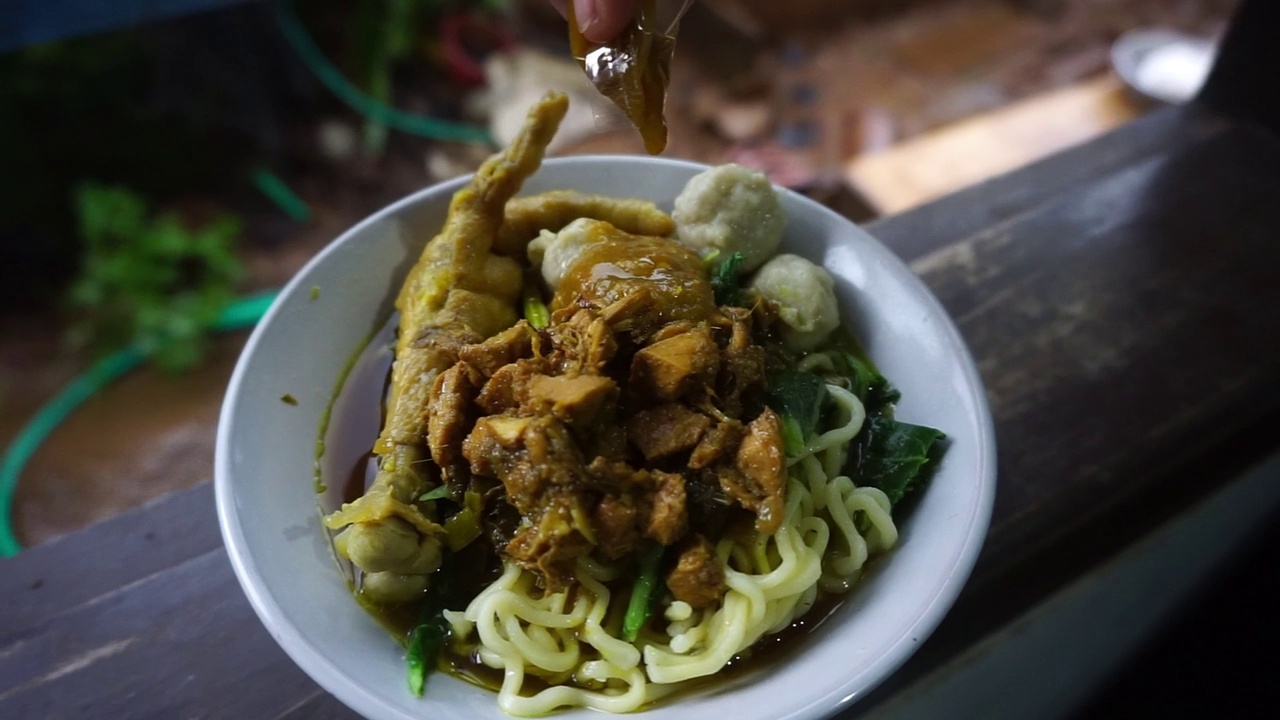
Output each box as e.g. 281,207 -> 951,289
554,229 -> 718,329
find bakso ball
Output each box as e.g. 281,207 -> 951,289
749,254 -> 841,351
672,164 -> 785,272
528,218 -> 606,290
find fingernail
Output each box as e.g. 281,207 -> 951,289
573,0 -> 598,33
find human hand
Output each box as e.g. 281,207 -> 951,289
548,0 -> 640,44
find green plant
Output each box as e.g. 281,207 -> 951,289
66,183 -> 245,373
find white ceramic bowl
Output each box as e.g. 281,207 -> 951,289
215,156 -> 996,720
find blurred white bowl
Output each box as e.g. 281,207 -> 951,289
215,156 -> 997,720
1112,28 -> 1218,105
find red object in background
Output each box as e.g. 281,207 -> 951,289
439,10 -> 517,88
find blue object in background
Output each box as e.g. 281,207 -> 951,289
0,0 -> 262,53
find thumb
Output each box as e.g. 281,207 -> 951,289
574,0 -> 639,44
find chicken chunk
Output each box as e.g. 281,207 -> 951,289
629,328 -> 719,402
593,493 -> 640,559
627,403 -> 711,462
458,321 -> 538,376
645,471 -> 688,545
506,496 -> 594,591
527,373 -> 617,426
688,420 -> 743,470
665,535 -> 726,609
721,408 -> 786,533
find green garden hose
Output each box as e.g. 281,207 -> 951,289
274,1 -> 494,147
0,290 -> 278,557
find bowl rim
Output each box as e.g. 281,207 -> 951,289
215,154 -> 997,720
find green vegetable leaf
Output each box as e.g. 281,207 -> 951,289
766,370 -> 828,456
623,544 -> 664,642
403,547 -> 459,698
709,251 -> 747,307
406,618 -> 447,697
837,352 -> 900,410
848,415 -> 946,507
441,491 -> 483,551
418,485 -> 451,502
67,182 -> 244,374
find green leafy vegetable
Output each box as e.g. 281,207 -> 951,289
523,283 -> 550,330
406,620 -> 446,697
837,352 -> 900,410
766,370 -> 828,456
848,415 -> 945,507
418,485 -> 451,502
403,548 -> 459,697
709,251 -> 747,307
623,544 -> 664,642
441,491 -> 484,551
67,183 -> 244,373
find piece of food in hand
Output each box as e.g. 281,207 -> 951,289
567,0 -> 679,154
672,163 -> 786,272
749,253 -> 841,351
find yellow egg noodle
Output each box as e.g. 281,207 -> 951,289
443,380 -> 898,716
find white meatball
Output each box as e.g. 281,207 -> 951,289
527,218 -> 607,290
749,254 -> 841,351
672,164 -> 785,272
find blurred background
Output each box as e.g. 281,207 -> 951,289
0,0 -> 1238,546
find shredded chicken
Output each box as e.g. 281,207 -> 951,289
723,408 -> 787,534
666,535 -> 726,609
627,403 -> 711,462
629,327 -> 719,402
452,226 -> 789,591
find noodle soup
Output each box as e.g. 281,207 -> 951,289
216,112 -> 995,720
316,95 -> 948,716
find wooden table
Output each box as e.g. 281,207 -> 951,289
5,2 -> 1280,716
846,74 -> 1144,215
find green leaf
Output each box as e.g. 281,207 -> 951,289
402,544 -> 459,698
418,485 -> 452,502
76,183 -> 147,249
837,352 -> 900,410
406,621 -> 446,697
848,415 -> 945,507
709,251 -> 747,307
66,182 -> 245,374
766,370 -> 828,456
441,491 -> 484,551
